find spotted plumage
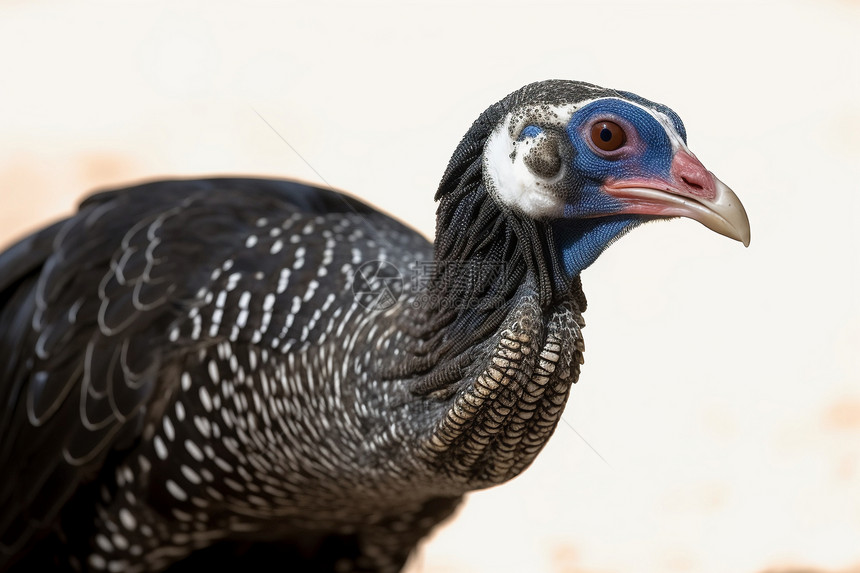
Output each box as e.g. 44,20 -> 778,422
0,80 -> 749,572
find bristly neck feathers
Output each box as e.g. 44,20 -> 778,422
372,87 -> 594,487
389,88 -> 595,386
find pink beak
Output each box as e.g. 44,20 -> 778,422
603,151 -> 751,247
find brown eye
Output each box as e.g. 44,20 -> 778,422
590,120 -> 627,152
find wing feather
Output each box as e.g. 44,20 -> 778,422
0,177 -> 396,566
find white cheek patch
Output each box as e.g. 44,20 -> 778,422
483,109 -> 574,219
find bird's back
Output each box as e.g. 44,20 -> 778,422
0,177 -> 436,571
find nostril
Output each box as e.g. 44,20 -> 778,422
671,152 -> 716,199
682,175 -> 704,191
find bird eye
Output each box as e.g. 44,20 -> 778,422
590,120 -> 626,152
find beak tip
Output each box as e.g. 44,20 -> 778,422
711,178 -> 751,249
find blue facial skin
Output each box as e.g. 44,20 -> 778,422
518,125 -> 544,140
616,90 -> 687,143
520,98 -> 687,277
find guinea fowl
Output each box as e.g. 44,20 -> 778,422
0,80 -> 750,572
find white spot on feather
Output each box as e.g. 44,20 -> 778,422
153,436 -> 168,460
166,479 -> 187,501
119,509 -> 137,530
185,439 -> 204,461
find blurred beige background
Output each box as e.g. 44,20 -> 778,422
1,1 -> 858,572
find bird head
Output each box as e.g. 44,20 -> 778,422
435,80 -> 750,287
481,80 -> 750,276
